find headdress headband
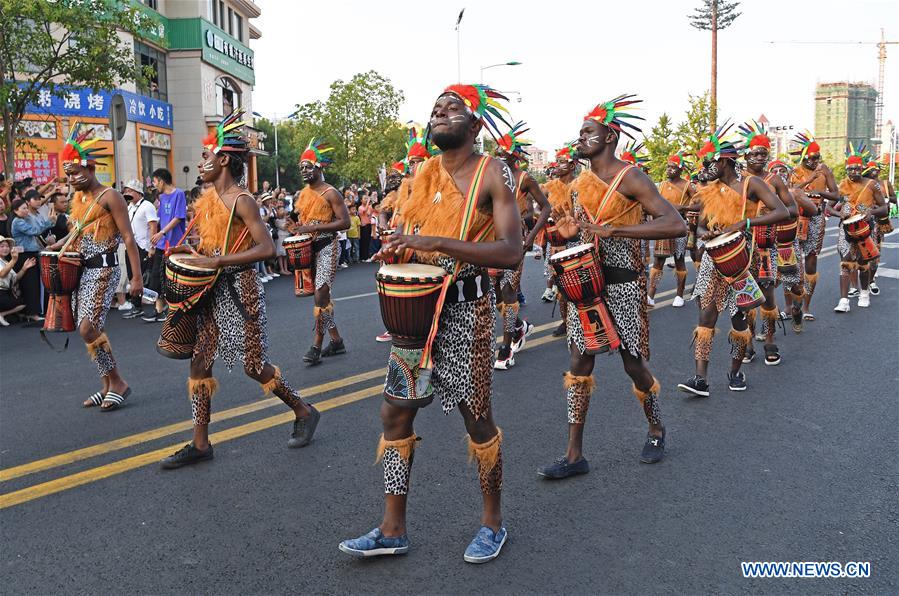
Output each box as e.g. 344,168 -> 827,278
584,94 -> 644,140
440,83 -> 511,138
300,137 -> 334,168
790,130 -> 821,163
845,142 -> 868,167
619,140 -> 648,167
406,124 -> 439,160
555,141 -> 578,163
667,150 -> 693,171
696,121 -> 739,162
202,108 -> 249,154
61,122 -> 108,166
496,121 -> 532,158
737,120 -> 771,152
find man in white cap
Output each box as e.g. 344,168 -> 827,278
122,179 -> 158,318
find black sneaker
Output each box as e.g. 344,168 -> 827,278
727,371 -> 747,391
160,442 -> 214,469
287,406 -> 320,448
321,339 -> 346,357
142,310 -> 163,323
493,345 -> 515,370
123,308 -> 145,319
677,375 -> 710,397
869,283 -> 880,296
537,456 -> 589,479
517,290 -> 526,306
303,345 -> 322,366
551,322 -> 567,337
640,429 -> 666,464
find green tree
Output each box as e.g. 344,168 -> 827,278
293,71 -> 407,186
644,113 -> 678,181
675,92 -> 712,155
0,0 -> 156,178
255,117 -> 318,191
689,0 -> 741,131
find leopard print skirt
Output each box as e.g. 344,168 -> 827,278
431,291 -> 495,420
75,234 -> 121,330
500,260 -> 523,293
314,237 -> 338,290
799,212 -> 825,256
692,251 -> 738,316
192,265 -> 270,373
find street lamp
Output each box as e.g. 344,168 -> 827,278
480,61 -> 522,83
252,110 -> 298,188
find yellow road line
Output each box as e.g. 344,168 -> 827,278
0,286 -> 686,484
0,384 -> 383,510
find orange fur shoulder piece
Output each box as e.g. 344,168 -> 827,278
380,190 -> 397,212
570,169 -> 642,228
195,187 -> 252,256
69,190 -> 117,243
400,156 -> 493,241
543,178 -> 571,211
790,165 -> 826,191
294,186 -> 334,225
839,179 -> 874,209
697,181 -> 747,230
659,180 -> 687,206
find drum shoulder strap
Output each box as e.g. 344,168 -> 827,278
740,176 -> 752,220
592,164 -> 634,224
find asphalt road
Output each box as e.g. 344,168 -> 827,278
2,227 -> 897,595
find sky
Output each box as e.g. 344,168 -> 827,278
252,0 -> 899,152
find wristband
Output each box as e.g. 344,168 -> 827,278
745,218 -> 751,231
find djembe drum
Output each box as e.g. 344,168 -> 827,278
376,263 -> 448,407
40,251 -> 82,332
843,213 -> 880,262
157,254 -> 218,359
283,234 -> 313,271
685,210 -> 700,250
549,243 -> 621,355
775,220 -> 799,274
704,231 -> 764,311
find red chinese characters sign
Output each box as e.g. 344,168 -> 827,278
15,152 -> 60,185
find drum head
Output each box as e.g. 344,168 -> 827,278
377,263 -> 446,281
284,234 -> 313,243
844,213 -> 866,225
550,243 -> 593,263
168,254 -> 216,273
705,230 -> 742,248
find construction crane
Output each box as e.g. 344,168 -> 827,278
766,30 -> 898,148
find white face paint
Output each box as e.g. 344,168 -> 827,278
447,115 -> 468,123
200,160 -> 215,172
585,135 -> 601,147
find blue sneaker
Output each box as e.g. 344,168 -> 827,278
537,456 -> 589,479
338,528 -> 409,557
463,526 -> 508,564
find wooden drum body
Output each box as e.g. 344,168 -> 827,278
157,254 -> 217,359
704,231 -> 764,311
844,214 -> 880,262
283,234 -> 313,272
40,251 -> 82,332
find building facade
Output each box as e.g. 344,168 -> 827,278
16,0 -> 264,192
814,82 -> 877,162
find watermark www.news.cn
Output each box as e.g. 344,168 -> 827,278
741,561 -> 871,579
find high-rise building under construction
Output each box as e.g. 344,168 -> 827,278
814,82 -> 877,161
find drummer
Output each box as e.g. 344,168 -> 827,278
831,145 -> 888,312
339,84 -> 522,563
53,123 -> 144,411
292,138 -> 350,365
541,142 -> 579,337
159,109 -> 320,469
676,125 -> 787,398
537,94 -> 685,478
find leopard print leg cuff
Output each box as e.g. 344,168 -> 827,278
564,372 -> 595,424
761,306 -> 779,338
467,429 -> 503,495
313,303 -> 335,334
85,332 -> 116,377
648,267 -> 663,296
377,434 -> 418,495
728,326 -> 752,361
632,377 -> 662,426
188,377 -> 218,426
500,302 -> 519,334
693,326 -> 716,363
261,365 -> 303,410
804,271 -> 819,298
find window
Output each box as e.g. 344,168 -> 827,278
235,14 -> 243,42
141,0 -> 158,9
227,7 -> 233,35
135,41 -> 167,101
219,2 -> 225,28
215,77 -> 240,116
209,0 -> 216,25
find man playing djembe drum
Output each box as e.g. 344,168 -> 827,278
537,94 -> 686,478
542,142 -> 579,337
677,125 -> 787,397
339,84 -> 522,564
55,124 -> 144,411
158,110 -> 320,469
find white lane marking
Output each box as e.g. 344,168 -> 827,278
880,242 -> 899,249
333,291 -> 377,302
874,267 -> 899,280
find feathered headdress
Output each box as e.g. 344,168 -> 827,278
863,158 -> 883,175
767,159 -> 791,173
790,130 -> 821,163
440,84 -> 511,138
390,160 -> 407,175
619,140 -> 648,167
737,120 -> 771,152
61,122 -> 108,166
495,121 -> 532,158
202,108 -> 248,154
584,94 -> 644,140
696,122 -> 740,162
405,124 -> 439,160
300,137 -> 334,167
667,150 -> 693,171
845,142 -> 868,167
555,141 -> 578,163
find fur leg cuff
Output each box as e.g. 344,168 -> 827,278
376,433 -> 418,463
85,332 -> 111,359
675,270 -> 688,282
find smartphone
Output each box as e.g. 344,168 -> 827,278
11,246 -> 24,254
